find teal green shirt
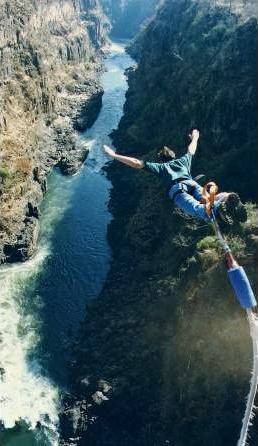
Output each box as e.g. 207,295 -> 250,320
144,153 -> 193,187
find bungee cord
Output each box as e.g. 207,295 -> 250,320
237,309 -> 258,446
211,209 -> 258,446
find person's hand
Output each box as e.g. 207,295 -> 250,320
103,144 -> 116,158
189,129 -> 200,141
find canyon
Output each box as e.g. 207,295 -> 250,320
0,1 -> 257,445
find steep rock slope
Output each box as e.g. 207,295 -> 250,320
101,0 -> 158,38
64,1 -> 258,445
66,215 -> 258,446
114,0 -> 257,201
0,0 -> 108,263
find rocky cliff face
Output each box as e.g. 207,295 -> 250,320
114,0 -> 257,201
101,0 -> 158,38
64,1 -> 258,445
63,215 -> 258,446
0,0 -> 108,263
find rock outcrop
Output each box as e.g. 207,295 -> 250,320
0,0 -> 108,263
64,1 -> 258,445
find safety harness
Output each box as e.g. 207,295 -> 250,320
200,181 -> 218,217
172,178 -> 218,218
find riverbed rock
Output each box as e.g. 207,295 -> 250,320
73,88 -> 104,131
3,217 -> 40,263
59,396 -> 89,445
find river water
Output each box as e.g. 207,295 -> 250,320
0,41 -> 134,446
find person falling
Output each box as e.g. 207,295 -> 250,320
103,129 -> 247,225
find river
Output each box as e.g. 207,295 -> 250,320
0,40 -> 134,446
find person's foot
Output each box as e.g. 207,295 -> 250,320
233,195 -> 247,222
226,193 -> 247,223
216,193 -> 247,225
217,200 -> 234,225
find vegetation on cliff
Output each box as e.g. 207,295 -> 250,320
66,207 -> 257,446
65,1 -> 257,445
0,0 -> 108,263
115,0 -> 257,201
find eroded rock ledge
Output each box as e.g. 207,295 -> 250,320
0,0 -> 108,263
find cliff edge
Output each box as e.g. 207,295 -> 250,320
0,0 -> 108,263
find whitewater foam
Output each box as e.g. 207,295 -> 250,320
0,173 -> 74,441
0,248 -> 59,435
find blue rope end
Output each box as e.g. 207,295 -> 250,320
228,266 -> 257,309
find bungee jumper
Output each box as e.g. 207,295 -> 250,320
104,130 -> 257,446
103,129 -> 247,225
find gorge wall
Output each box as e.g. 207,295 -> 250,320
64,1 -> 258,445
114,0 -> 257,201
0,0 -> 108,263
101,0 -> 158,38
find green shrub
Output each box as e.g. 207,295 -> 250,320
197,235 -> 217,251
226,235 -> 246,258
244,202 -> 257,227
0,166 -> 11,178
65,83 -> 75,93
198,249 -> 220,269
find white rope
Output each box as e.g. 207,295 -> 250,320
211,209 -> 231,253
237,310 -> 258,446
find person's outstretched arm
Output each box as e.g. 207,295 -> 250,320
103,145 -> 144,169
188,129 -> 200,155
